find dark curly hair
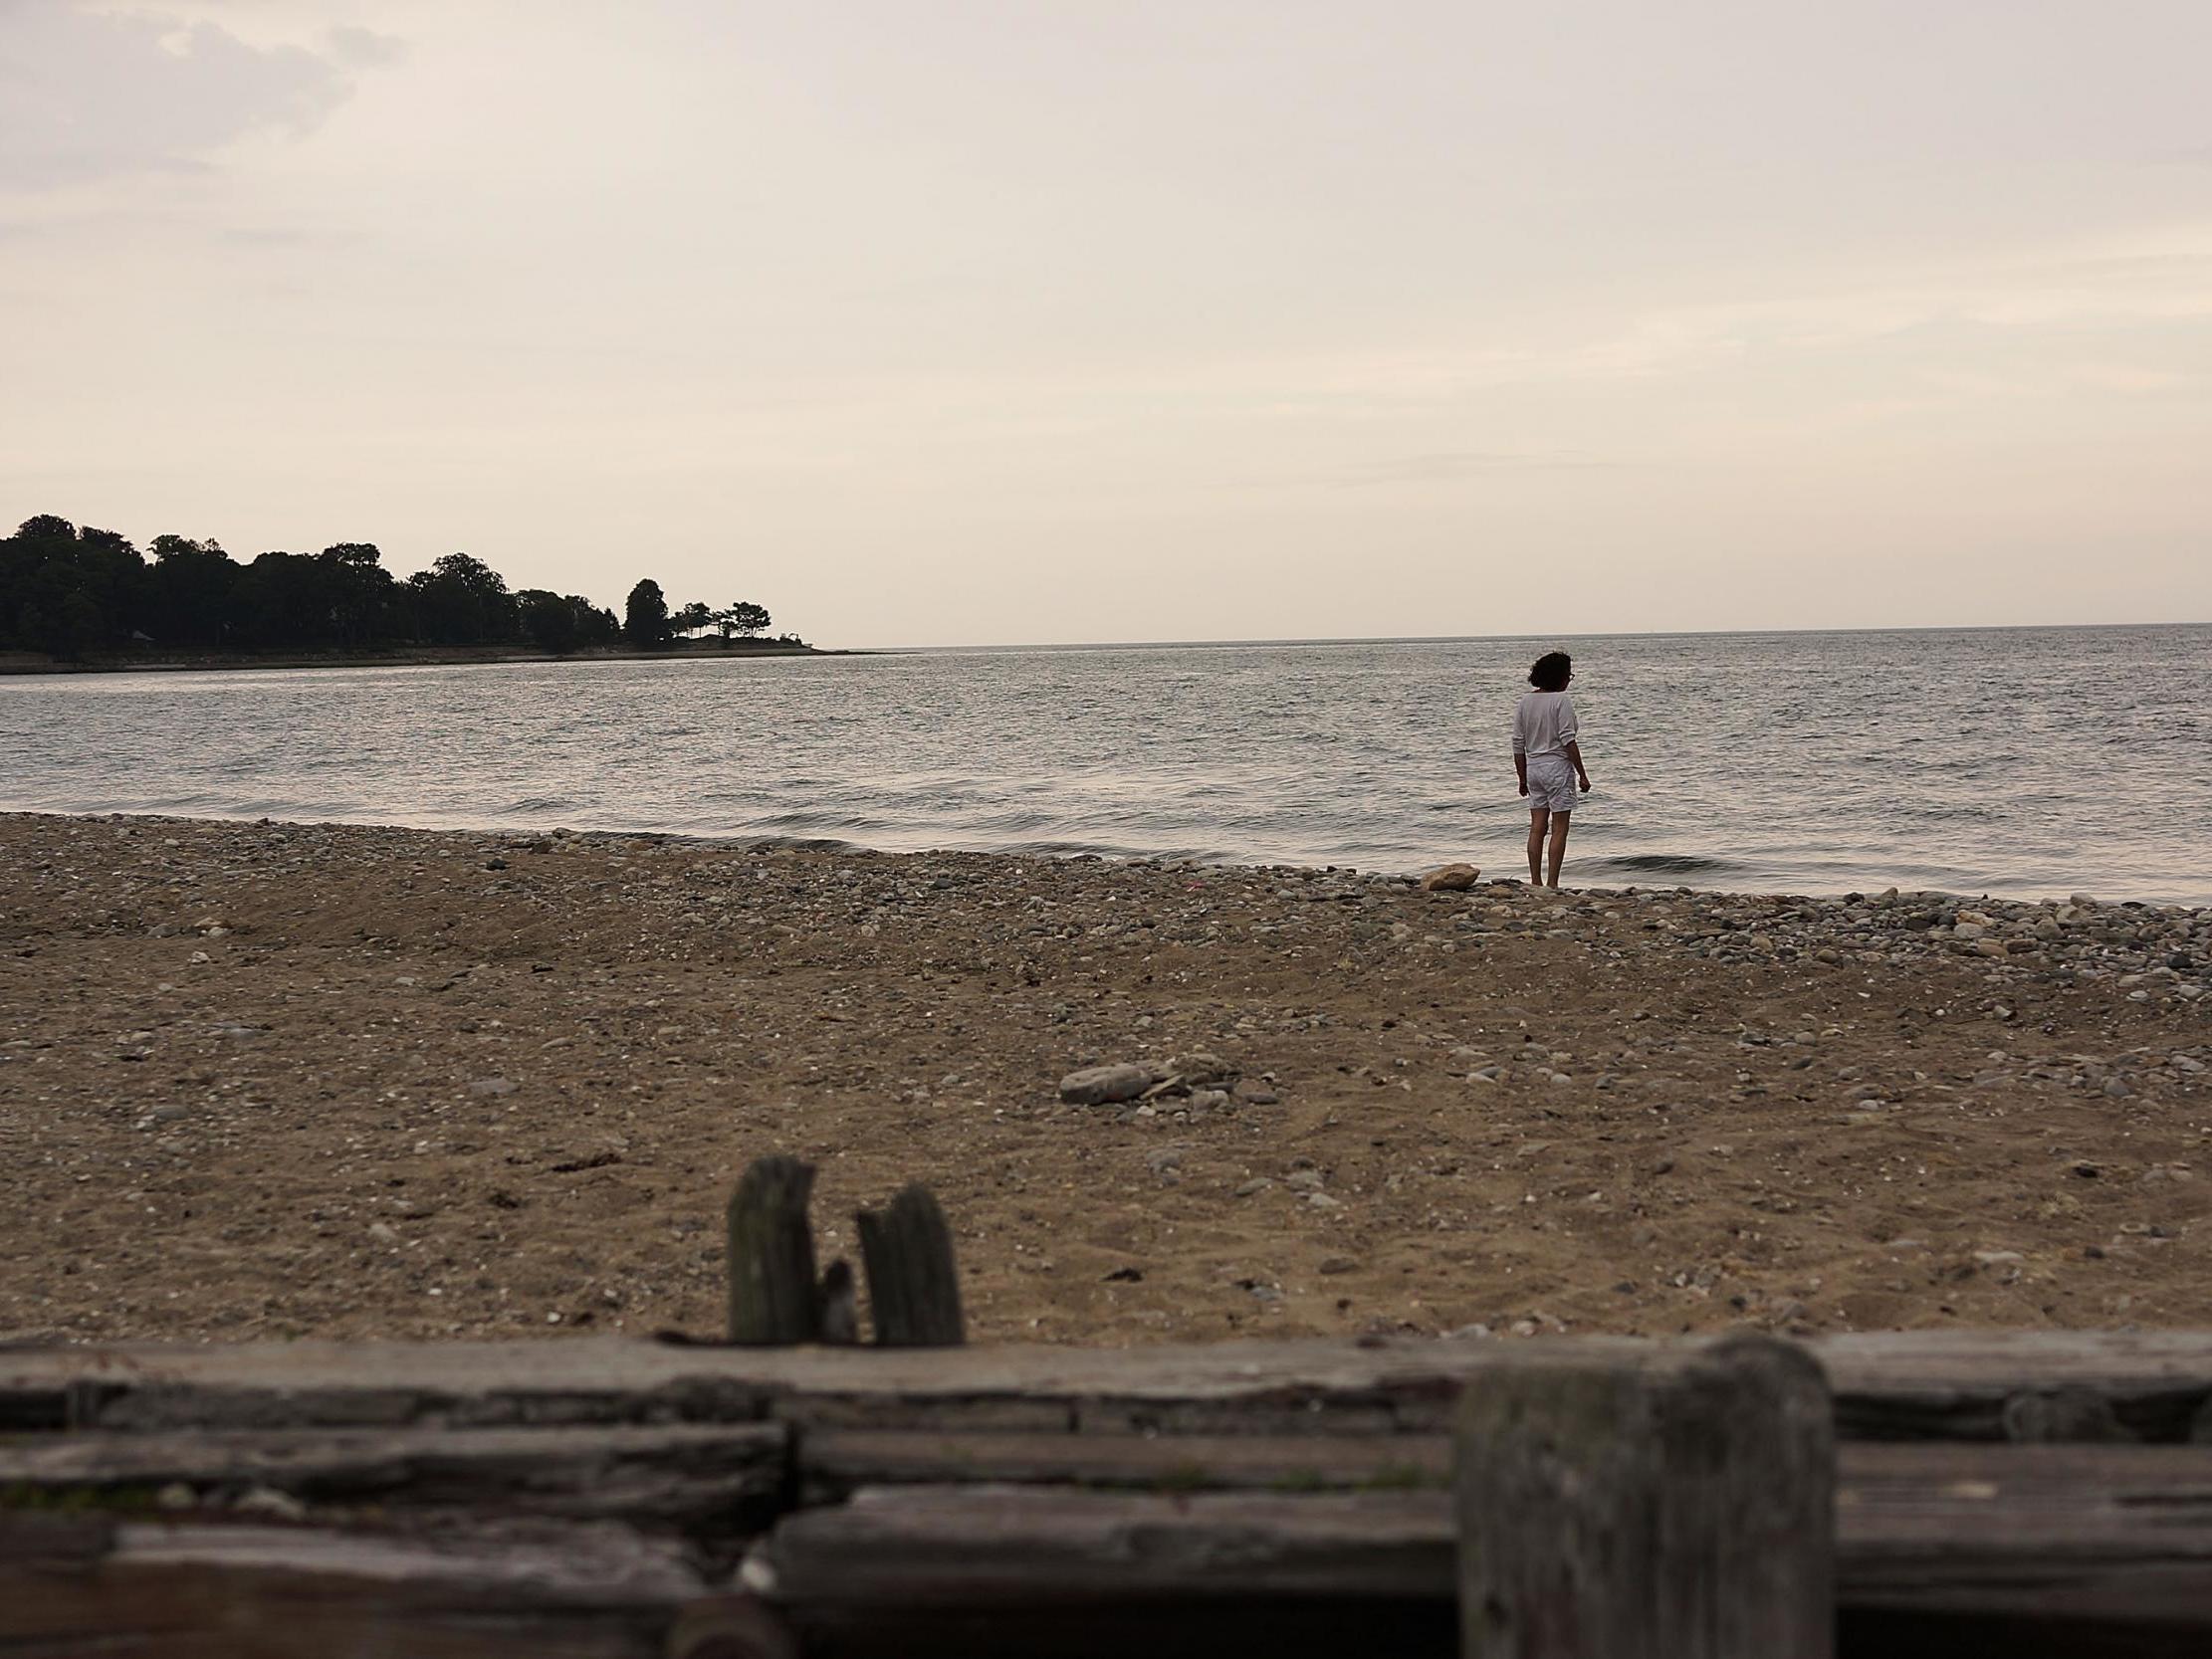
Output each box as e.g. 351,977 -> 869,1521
1528,651 -> 1573,692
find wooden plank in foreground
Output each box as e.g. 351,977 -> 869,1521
9,1331 -> 2212,1440
1841,1442 -> 2212,1628
0,1519 -> 717,1659
0,1422 -> 787,1532
10,1444 -> 2212,1657
750,1445 -> 2212,1654
749,1486 -> 1459,1659
797,1426 -> 1452,1500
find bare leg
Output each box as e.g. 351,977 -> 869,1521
1526,809 -> 1549,883
1546,811 -> 1572,887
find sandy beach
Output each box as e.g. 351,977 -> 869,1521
1,811 -> 2205,1348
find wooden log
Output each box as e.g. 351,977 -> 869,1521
855,1184 -> 965,1348
751,1445 -> 2212,1655
749,1486 -> 1456,1659
15,1443 -> 2212,1655
751,1485 -> 1444,1603
0,1520 -> 708,1658
1815,1331 -> 2212,1443
797,1427 -> 1451,1502
0,1422 -> 788,1533
725,1156 -> 821,1347
1455,1334 -> 1835,1659
1840,1442 -> 2212,1628
9,1331 -> 2212,1442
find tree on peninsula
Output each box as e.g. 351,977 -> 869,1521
624,578 -> 673,649
716,601 -> 771,638
518,590 -> 618,655
0,516 -> 146,659
408,552 -> 518,645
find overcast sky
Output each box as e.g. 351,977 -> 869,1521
2,1 -> 2208,646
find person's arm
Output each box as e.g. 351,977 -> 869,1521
1564,739 -> 1591,790
1514,751 -> 1529,795
1559,696 -> 1589,789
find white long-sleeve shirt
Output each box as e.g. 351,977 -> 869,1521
1512,690 -> 1579,759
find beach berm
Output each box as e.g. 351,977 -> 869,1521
0,811 -> 2205,1348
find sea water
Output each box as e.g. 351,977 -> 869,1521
3,625 -> 2207,905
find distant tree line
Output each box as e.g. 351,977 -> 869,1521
0,516 -> 782,660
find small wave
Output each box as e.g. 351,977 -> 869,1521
1600,853 -> 1737,874
746,810 -> 882,832
995,837 -> 1177,861
739,834 -> 867,854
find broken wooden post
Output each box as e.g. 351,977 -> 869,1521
1455,1333 -> 1835,1659
725,1156 -> 821,1346
856,1183 -> 966,1348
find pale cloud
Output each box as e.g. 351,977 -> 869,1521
323,22 -> 400,67
0,1 -> 380,190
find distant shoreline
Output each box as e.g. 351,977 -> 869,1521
0,640 -> 836,678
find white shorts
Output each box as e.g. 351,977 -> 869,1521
1524,755 -> 1580,813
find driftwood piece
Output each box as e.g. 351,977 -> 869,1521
855,1185 -> 965,1348
725,1157 -> 821,1347
1455,1335 -> 1836,1659
0,1422 -> 788,1532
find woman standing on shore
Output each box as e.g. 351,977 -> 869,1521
1513,650 -> 1591,887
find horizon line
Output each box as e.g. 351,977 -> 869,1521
862,618 -> 2212,654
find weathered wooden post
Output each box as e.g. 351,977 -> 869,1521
856,1183 -> 966,1348
725,1155 -> 821,1346
1455,1333 -> 1835,1659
